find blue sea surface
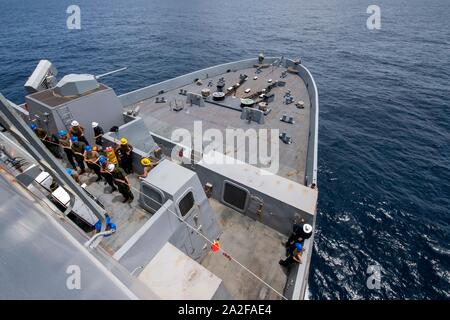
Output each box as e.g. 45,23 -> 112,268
0,0 -> 449,299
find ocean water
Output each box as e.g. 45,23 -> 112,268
0,0 -> 449,299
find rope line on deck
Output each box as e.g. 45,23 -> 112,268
24,138 -> 289,300
127,183 -> 289,300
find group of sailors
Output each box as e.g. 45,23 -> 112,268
31,120 -> 154,204
30,119 -> 312,263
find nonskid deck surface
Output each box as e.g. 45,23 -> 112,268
77,171 -> 150,253
75,165 -> 289,299
201,199 -> 288,300
132,65 -> 311,184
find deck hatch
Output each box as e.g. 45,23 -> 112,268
222,180 -> 250,213
141,184 -> 165,213
178,191 -> 195,217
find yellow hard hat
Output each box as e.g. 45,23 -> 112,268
120,137 -> 128,145
141,158 -> 151,166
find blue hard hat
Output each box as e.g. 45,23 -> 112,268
66,168 -> 73,175
71,136 -> 78,143
85,145 -> 92,152
98,155 -> 107,165
295,243 -> 303,251
30,123 -> 37,130
58,130 -> 67,137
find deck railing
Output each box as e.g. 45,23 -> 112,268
283,60 -> 319,300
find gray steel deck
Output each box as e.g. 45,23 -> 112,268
49,61 -> 315,299
78,172 -> 151,254
78,167 -> 289,299
0,172 -> 141,300
131,65 -> 311,184
201,198 -> 288,300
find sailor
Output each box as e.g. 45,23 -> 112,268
65,168 -> 80,184
104,146 -> 119,164
279,243 -> 303,267
31,123 -> 61,158
47,132 -> 62,159
115,138 -> 133,174
69,120 -> 89,145
98,156 -> 117,192
58,130 -> 77,169
285,221 -> 313,248
138,157 -> 154,179
92,122 -> 104,147
83,145 -> 102,181
108,163 -> 134,203
30,123 -> 46,140
70,136 -> 86,174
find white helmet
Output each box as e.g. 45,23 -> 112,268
71,120 -> 79,126
92,122 -> 98,128
303,224 -> 312,234
107,164 -> 115,172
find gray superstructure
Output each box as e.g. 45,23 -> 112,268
0,55 -> 319,300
